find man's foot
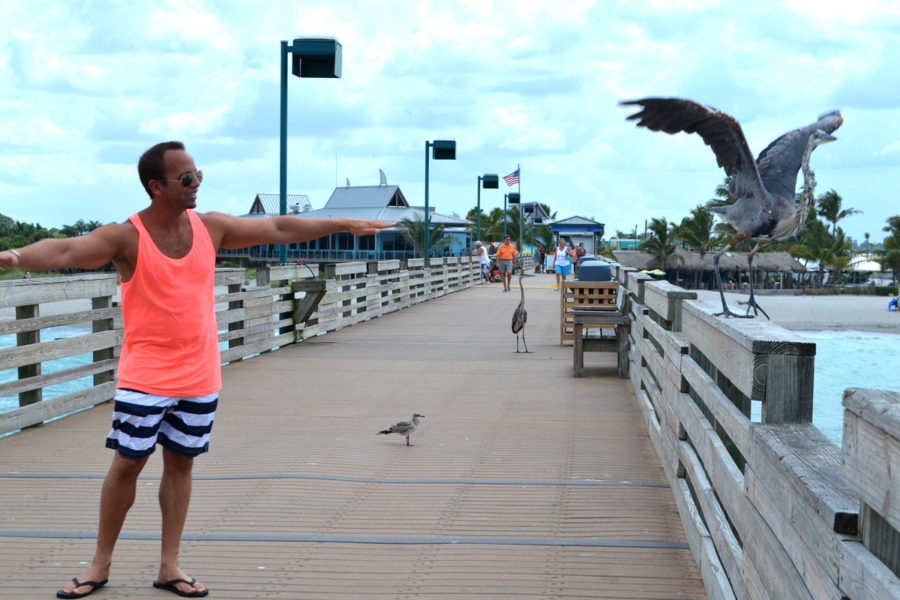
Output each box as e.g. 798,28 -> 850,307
154,569 -> 207,597
57,577 -> 108,599
58,563 -> 111,599
153,577 -> 208,597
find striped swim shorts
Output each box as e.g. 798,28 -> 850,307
105,388 -> 219,459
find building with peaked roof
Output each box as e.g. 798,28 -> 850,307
248,194 -> 312,215
549,216 -> 606,254
219,179 -> 472,265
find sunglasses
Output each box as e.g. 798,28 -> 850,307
162,170 -> 203,187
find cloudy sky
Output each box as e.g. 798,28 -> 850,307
2,0 -> 898,243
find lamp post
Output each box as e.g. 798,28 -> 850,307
424,140 -> 456,261
279,38 -> 342,264
476,174 -> 499,242
507,192 -> 521,266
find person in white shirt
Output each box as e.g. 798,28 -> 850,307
473,241 -> 491,283
553,239 -> 575,288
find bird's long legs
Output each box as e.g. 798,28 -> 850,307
516,331 -> 530,353
737,241 -> 770,319
713,242 -> 753,319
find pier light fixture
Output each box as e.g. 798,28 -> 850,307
424,139 -> 457,260
279,38 -> 342,264
476,174 -> 499,242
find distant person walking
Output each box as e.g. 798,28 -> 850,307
1,141 -> 393,599
473,241 -> 490,283
535,243 -> 545,274
553,239 -> 575,289
496,235 -> 517,292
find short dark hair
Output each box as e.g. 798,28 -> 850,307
138,141 -> 185,197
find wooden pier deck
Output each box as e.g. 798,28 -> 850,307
0,276 -> 706,599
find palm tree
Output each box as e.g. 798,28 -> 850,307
397,215 -> 455,258
642,217 -> 685,271
675,205 -> 715,258
879,215 -> 900,283
816,190 -> 861,237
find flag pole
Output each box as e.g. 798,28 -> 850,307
517,163 -> 523,266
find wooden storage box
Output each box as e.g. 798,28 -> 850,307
560,281 -> 620,344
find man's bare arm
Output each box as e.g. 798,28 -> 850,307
205,212 -> 395,250
0,224 -> 127,271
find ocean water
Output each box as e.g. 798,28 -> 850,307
0,327 -> 94,415
798,330 -> 899,446
1,328 -> 897,446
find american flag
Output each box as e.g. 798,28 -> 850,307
503,169 -> 519,186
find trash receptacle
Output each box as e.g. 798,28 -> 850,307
576,260 -> 611,282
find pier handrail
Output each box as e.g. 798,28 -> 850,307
0,258 -> 481,435
605,259 -> 900,599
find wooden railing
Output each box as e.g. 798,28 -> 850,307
608,261 -> 900,599
0,257 -> 480,435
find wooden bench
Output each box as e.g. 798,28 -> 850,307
572,307 -> 629,378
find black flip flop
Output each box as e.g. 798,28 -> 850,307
57,578 -> 108,599
153,577 -> 209,597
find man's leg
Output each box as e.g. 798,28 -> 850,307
58,453 -> 149,596
156,448 -> 206,596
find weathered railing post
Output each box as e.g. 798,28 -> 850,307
92,296 -> 115,387
842,388 -> 900,597
219,269 -> 246,359
16,303 -> 40,409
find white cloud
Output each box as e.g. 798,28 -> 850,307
0,0 -> 896,242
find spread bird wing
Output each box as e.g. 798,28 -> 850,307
621,97 -> 767,204
755,109 -> 843,204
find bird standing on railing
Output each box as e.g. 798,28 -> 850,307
621,97 -> 842,318
512,273 -> 535,353
377,413 -> 424,446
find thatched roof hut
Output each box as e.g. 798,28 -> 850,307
612,247 -> 805,273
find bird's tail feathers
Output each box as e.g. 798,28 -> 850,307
377,429 -> 392,435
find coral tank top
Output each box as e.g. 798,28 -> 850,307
116,210 -> 221,395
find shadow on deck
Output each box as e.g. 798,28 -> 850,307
0,274 -> 706,599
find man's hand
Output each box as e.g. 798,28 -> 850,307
0,249 -> 21,268
344,219 -> 396,236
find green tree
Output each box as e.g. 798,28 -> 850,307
675,205 -> 715,258
816,190 -> 861,236
397,215 -> 455,258
879,215 -> 900,282
642,217 -> 685,270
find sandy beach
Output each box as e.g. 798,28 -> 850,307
692,290 -> 900,334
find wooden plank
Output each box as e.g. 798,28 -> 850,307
744,467 -> 844,600
0,381 -> 116,433
839,538 -> 900,600
1,330 -> 118,371
742,499 -> 815,600
751,424 -> 858,535
842,388 -> 900,530
681,357 -> 753,460
670,386 -> 748,541
0,306 -> 120,336
0,357 -> 117,399
678,437 -> 746,599
0,273 -> 117,306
